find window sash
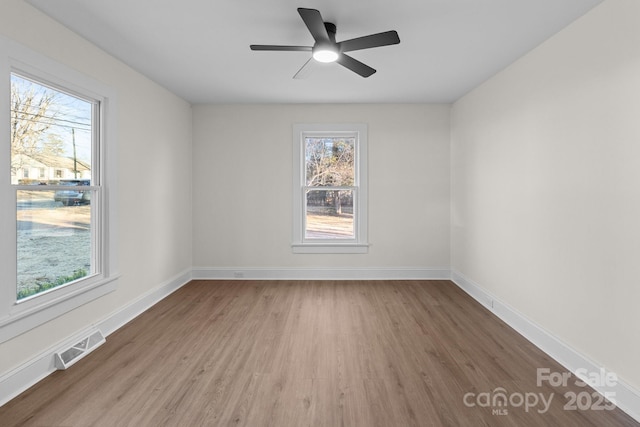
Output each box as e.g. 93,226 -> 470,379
303,186 -> 358,243
14,186 -> 102,299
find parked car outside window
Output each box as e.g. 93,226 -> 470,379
54,179 -> 91,206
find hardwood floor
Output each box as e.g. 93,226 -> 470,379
0,280 -> 637,426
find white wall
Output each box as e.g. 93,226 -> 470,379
6,0 -> 638,415
192,104 -> 450,274
451,0 -> 640,391
0,0 -> 192,376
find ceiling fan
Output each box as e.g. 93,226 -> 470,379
250,8 -> 400,78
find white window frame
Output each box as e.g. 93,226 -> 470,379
0,36 -> 119,344
292,123 -> 368,254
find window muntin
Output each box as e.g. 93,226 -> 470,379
292,124 -> 368,253
10,72 -> 99,300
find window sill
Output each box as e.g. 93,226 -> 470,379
292,243 -> 369,254
0,274 -> 120,344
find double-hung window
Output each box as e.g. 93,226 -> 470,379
292,123 -> 368,253
11,72 -> 98,299
0,37 -> 118,343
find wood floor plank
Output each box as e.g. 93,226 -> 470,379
0,280 -> 637,426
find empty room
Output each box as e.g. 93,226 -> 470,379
0,0 -> 639,425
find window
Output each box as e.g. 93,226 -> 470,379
11,72 -> 96,300
292,124 -> 368,253
0,37 -> 118,343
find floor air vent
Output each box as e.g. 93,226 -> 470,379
54,329 -> 105,370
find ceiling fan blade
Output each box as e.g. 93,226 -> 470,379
339,31 -> 400,53
293,58 -> 316,79
250,45 -> 312,52
298,8 -> 329,43
336,54 -> 376,78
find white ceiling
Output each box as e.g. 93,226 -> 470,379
27,0 -> 602,104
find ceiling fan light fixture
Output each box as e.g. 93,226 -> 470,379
312,46 -> 339,63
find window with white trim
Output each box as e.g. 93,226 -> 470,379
11,72 -> 98,299
292,123 -> 368,253
0,37 -> 118,343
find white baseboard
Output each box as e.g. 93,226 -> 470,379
192,266 -> 451,280
0,268 -> 192,407
451,270 -> 640,423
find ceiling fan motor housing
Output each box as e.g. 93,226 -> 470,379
324,22 -> 337,42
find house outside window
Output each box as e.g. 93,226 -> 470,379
292,123 -> 368,253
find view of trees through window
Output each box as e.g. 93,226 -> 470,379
304,137 -> 355,239
11,73 -> 94,300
